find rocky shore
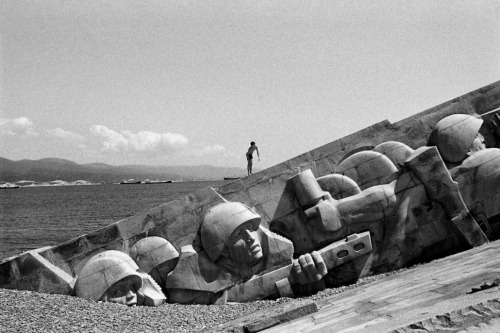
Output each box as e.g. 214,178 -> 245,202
0,269 -> 409,333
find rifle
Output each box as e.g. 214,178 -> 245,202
227,231 -> 372,302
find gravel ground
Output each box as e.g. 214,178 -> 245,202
0,268 -> 411,333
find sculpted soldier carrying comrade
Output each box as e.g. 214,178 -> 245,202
269,112 -> 500,282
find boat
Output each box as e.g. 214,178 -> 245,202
223,177 -> 241,180
143,179 -> 173,184
120,179 -> 142,184
0,183 -> 20,189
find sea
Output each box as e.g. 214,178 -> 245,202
0,181 -> 226,260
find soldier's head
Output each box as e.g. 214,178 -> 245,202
129,236 -> 179,289
201,202 -> 263,267
431,114 -> 484,164
75,250 -> 166,306
451,148 -> 500,223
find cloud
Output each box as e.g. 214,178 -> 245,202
90,125 -> 128,152
183,144 -> 241,167
0,117 -> 38,136
195,144 -> 227,156
91,125 -> 188,153
47,128 -> 86,141
123,130 -> 188,152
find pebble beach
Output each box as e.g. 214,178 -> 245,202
0,269 -> 407,333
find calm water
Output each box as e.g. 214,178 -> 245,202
0,181 -> 225,260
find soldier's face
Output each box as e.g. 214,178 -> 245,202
101,276 -> 144,306
470,133 -> 486,154
226,222 -> 263,264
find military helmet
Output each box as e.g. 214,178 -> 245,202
75,250 -> 142,301
431,114 -> 483,163
129,236 -> 179,274
201,202 -> 261,262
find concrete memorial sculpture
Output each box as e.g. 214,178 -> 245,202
74,250 -> 166,306
1,81 -> 500,307
129,236 -> 179,294
431,113 -> 485,165
166,201 -> 372,303
270,146 -> 485,287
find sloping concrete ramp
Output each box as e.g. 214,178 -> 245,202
215,240 -> 500,332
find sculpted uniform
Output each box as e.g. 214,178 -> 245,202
166,203 -> 294,304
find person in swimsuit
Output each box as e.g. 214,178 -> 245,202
246,141 -> 260,175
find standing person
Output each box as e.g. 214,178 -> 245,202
246,141 -> 260,175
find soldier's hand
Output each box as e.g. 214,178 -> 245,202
293,251 -> 328,285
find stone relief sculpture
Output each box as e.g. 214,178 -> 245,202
73,112 -> 497,306
2,81 -> 500,307
440,114 -> 500,238
129,236 -> 179,293
166,202 -> 371,304
73,202 -> 373,305
74,250 -> 166,306
431,113 -> 485,165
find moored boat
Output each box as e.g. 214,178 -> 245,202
143,179 -> 172,184
0,183 -> 20,189
120,179 -> 141,184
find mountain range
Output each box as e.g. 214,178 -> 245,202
0,157 -> 248,182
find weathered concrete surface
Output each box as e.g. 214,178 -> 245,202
393,299 -> 500,332
218,240 -> 500,332
209,300 -> 318,333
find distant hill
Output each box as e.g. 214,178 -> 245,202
0,157 -> 248,182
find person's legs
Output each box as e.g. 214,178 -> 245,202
247,154 -> 252,175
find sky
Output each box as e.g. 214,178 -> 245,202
0,1 -> 499,168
